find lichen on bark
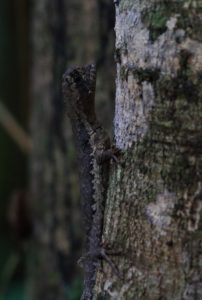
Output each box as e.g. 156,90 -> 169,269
94,0 -> 202,299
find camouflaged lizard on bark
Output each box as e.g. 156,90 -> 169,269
62,64 -> 113,300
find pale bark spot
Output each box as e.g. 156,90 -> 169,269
166,16 -> 178,31
181,38 -> 202,73
184,182 -> 202,232
103,280 -> 118,297
146,190 -> 176,236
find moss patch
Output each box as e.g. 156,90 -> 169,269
129,45 -> 202,195
142,2 -> 202,42
142,2 -> 175,42
177,7 -> 202,42
120,65 -> 160,83
132,67 -> 160,83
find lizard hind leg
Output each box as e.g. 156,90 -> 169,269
99,245 -> 123,280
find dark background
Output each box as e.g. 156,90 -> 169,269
0,1 -> 29,299
0,1 -> 115,299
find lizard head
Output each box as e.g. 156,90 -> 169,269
62,64 -> 96,122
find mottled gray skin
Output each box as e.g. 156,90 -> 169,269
62,64 -> 110,300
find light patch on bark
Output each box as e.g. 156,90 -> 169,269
183,0 -> 199,9
184,182 -> 202,232
103,280 -> 119,298
103,266 -> 141,300
114,9 -> 180,149
114,8 -> 152,149
181,38 -> 202,73
146,189 -> 176,236
114,71 -> 154,149
166,15 -> 178,31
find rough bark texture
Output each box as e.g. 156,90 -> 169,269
95,1 -> 202,299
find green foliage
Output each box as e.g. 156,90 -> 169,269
5,282 -> 27,300
0,253 -> 27,300
65,278 -> 82,300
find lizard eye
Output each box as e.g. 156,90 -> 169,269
73,71 -> 82,83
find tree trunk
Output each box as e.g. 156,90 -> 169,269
95,1 -> 202,299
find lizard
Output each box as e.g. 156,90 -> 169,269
62,64 -> 115,300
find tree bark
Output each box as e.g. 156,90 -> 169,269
95,1 -> 202,299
